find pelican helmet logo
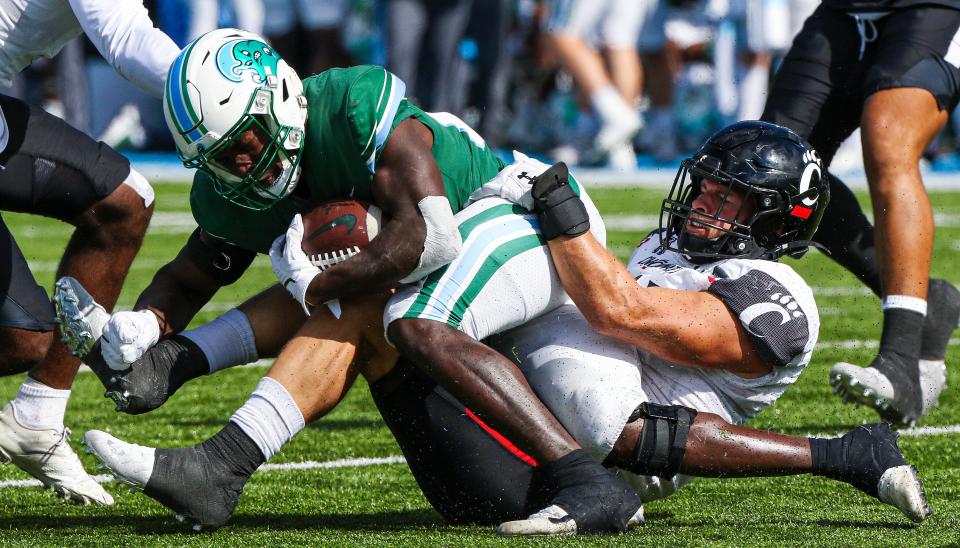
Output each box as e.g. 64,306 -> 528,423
216,39 -> 281,85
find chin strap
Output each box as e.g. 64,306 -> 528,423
763,240 -> 831,260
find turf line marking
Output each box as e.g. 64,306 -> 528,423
0,456 -> 408,489
3,422 -> 959,490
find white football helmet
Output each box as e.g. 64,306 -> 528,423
164,28 -> 307,210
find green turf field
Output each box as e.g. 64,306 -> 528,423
0,182 -> 958,547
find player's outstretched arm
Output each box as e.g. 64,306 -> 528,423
548,233 -> 771,377
136,228 -> 257,337
69,0 -> 181,99
302,118 -> 460,307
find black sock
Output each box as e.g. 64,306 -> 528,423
201,421 -> 265,477
540,449 -> 599,491
809,437 -> 844,481
165,335 -> 212,391
879,307 -> 924,361
809,435 -> 881,497
920,280 -> 960,361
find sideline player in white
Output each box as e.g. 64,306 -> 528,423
66,122 -> 927,531
0,0 -> 179,504
543,0 -> 651,169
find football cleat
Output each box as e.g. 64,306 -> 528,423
595,113 -> 642,156
498,449 -> 642,536
0,403 -> 113,505
94,336 -> 206,415
82,430 -> 154,490
499,504 -> 644,536
54,277 -> 109,358
830,279 -> 959,426
833,423 -> 931,523
85,423 -> 258,531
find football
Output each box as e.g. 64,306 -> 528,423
300,199 -> 383,270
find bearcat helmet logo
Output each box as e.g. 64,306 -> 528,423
215,39 -> 281,84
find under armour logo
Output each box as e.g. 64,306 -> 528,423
516,171 -> 535,183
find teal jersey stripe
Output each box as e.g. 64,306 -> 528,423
445,233 -> 546,329
456,203 -> 529,241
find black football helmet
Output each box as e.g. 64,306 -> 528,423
659,120 -> 830,262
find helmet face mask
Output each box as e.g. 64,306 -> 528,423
184,91 -> 303,210
164,29 -> 307,211
660,121 -> 830,262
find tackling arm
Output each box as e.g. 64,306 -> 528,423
303,118 -> 459,306
548,232 -> 772,377
69,0 -> 180,99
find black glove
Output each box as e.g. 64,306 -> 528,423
530,162 -> 590,240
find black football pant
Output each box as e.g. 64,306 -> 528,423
0,93 -> 130,331
763,5 -> 960,296
369,359 -> 551,524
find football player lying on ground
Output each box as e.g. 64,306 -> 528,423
0,0 -> 179,505
55,28 -> 643,533
62,122 -> 928,533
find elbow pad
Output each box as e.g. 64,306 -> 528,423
399,196 -> 462,284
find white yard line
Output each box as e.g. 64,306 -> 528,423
1,420 -> 957,490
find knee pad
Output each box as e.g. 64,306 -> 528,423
626,402 -> 697,478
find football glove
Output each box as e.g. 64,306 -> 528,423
101,310 -> 161,371
270,214 -> 321,315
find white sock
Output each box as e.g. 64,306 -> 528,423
590,85 -> 635,125
13,378 -> 70,430
737,62 -> 769,121
229,377 -> 304,461
882,295 -> 928,316
180,308 -> 258,374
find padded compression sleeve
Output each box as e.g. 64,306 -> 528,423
182,228 -> 258,286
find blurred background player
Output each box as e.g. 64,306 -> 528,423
762,0 -> 960,426
542,0 -> 648,170
0,0 -> 178,504
262,0 -> 355,75
383,0 -> 475,113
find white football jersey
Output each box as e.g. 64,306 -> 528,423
0,0 -> 178,97
626,229 -> 820,421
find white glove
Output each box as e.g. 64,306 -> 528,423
466,150 -> 551,210
269,214 -> 321,315
100,310 -> 161,371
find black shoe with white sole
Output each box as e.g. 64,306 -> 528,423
498,449 -> 643,536
811,423 -> 931,523
85,422 -> 263,531
830,279 -> 959,426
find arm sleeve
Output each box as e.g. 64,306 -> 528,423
346,67 -> 407,173
707,268 -> 814,367
69,0 -> 181,99
181,228 -> 258,286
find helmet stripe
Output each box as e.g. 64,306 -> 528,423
167,41 -> 205,142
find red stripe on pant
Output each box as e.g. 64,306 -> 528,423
464,408 -> 538,467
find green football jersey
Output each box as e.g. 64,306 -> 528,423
191,65 -> 505,253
